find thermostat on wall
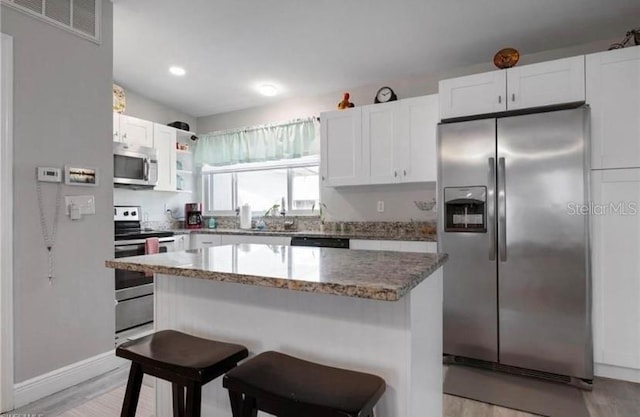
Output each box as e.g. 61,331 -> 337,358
36,167 -> 62,183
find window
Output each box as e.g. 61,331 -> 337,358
201,157 -> 320,215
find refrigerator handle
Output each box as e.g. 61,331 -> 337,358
498,157 -> 507,262
488,157 -> 496,261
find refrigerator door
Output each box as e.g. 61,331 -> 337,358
497,107 -> 592,379
439,119 -> 499,362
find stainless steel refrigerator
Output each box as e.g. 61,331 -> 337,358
437,106 -> 593,385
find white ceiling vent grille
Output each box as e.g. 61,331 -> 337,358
2,0 -> 101,43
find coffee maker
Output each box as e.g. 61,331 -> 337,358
185,203 -> 203,229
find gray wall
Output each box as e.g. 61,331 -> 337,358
2,3 -> 114,382
196,38 -> 613,221
112,90 -> 196,221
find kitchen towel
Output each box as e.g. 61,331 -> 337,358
144,237 -> 159,277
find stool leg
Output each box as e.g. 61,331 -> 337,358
172,383 -> 185,417
241,396 -> 257,417
228,390 -> 243,417
185,382 -> 202,417
120,363 -> 143,417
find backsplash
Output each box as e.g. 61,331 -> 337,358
205,216 -> 436,236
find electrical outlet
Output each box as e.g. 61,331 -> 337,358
377,201 -> 385,213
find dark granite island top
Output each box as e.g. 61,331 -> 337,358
105,244 -> 448,301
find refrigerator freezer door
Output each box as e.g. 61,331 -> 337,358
497,108 -> 592,379
439,119 -> 499,362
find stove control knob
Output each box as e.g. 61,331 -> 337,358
131,211 -> 137,216
124,211 -> 129,216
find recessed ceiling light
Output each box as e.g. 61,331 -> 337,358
169,66 -> 186,76
258,84 -> 278,97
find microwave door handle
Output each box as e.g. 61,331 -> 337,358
488,157 -> 496,261
144,158 -> 149,181
498,157 -> 507,262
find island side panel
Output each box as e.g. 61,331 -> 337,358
154,273 -> 433,416
409,267 -> 443,416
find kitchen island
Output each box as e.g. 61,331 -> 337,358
106,244 -> 447,416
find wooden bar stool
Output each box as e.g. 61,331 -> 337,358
223,351 -> 386,417
116,330 -> 248,417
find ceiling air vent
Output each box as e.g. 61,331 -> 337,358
2,0 -> 101,43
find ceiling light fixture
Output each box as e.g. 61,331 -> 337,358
258,84 -> 278,97
169,66 -> 186,76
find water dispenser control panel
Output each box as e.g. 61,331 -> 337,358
444,186 -> 487,233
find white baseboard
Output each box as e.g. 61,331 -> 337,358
595,363 -> 640,384
13,350 -> 126,409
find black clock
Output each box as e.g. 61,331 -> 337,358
374,86 -> 398,104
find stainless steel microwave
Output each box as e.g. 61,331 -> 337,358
113,142 -> 158,189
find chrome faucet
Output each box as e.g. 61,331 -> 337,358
235,206 -> 240,229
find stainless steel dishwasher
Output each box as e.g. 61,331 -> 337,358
290,236 -> 350,249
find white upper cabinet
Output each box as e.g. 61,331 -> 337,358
587,46 -> 640,170
439,56 -> 586,119
439,70 -> 507,119
397,95 -> 439,183
119,115 -> 154,148
591,169 -> 640,371
507,56 -> 585,110
153,123 -> 177,191
363,101 -> 400,184
320,107 -> 364,187
322,95 -> 439,187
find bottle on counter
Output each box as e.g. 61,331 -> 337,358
208,217 -> 217,229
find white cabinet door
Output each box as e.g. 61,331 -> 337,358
591,169 -> 640,371
587,46 -> 640,170
153,124 -> 177,191
363,102 -> 400,185
507,56 -> 585,111
321,108 -> 364,186
220,235 -> 291,246
350,239 -> 436,253
397,95 -> 439,183
172,234 -> 188,251
439,70 -> 507,119
113,112 -> 122,142
120,115 -> 154,147
190,234 -> 222,250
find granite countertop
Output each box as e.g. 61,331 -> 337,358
106,245 -> 448,301
168,228 -> 437,242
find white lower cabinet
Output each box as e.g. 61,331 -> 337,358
591,169 -> 640,375
220,235 -> 291,246
350,239 -> 437,253
172,234 -> 189,251
190,234 -> 291,249
190,234 -> 222,250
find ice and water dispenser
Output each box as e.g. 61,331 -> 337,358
444,186 -> 487,233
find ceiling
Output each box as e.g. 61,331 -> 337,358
113,0 -> 639,118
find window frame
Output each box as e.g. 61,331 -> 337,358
201,156 -> 320,217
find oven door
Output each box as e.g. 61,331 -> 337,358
114,239 -> 173,291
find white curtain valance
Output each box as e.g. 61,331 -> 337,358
194,117 -> 319,167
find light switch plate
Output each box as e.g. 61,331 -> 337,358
65,195 -> 96,215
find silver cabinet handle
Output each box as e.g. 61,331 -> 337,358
498,95 -> 502,104
497,157 -> 507,262
512,93 -> 515,102
394,171 -> 398,177
321,176 -> 325,181
123,133 -> 127,139
488,157 -> 496,261
403,170 -> 407,176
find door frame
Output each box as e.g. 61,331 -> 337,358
0,32 -> 15,412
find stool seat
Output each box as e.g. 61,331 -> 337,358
224,351 -> 385,417
116,330 -> 248,417
117,330 -> 248,383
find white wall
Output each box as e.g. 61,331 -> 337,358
1,2 -> 114,383
112,89 -> 196,221
196,38 -> 614,221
